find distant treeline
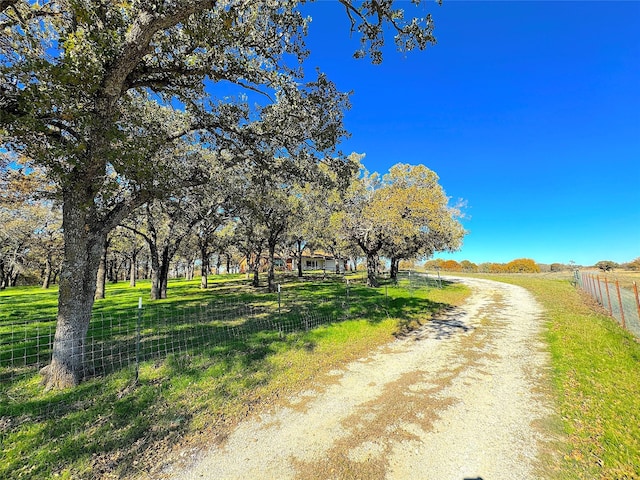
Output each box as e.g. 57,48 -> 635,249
423,257 -> 640,274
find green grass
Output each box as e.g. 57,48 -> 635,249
0,273 -> 470,479
475,273 -> 640,479
10,272 -> 635,479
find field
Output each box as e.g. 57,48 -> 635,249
0,273 -> 470,479
592,269 -> 640,290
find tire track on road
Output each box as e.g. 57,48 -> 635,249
169,277 -> 557,480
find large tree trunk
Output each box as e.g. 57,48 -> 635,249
107,258 -> 115,283
149,243 -> 161,300
150,268 -> 160,299
95,244 -> 107,299
390,256 -> 400,280
296,239 -> 303,278
160,247 -> 170,299
251,250 -> 262,288
267,241 -> 277,293
41,254 -> 52,289
129,251 -> 137,287
161,269 -> 168,298
41,189 -> 106,390
143,259 -> 150,279
366,253 -> 379,287
200,244 -> 209,289
52,261 -> 61,284
148,240 -> 170,300
151,265 -> 169,299
186,256 -> 195,281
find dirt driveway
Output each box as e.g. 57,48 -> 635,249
169,277 -> 558,480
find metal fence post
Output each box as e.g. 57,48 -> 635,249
596,276 -> 604,305
135,297 -> 142,382
615,280 -> 626,330
346,279 -> 350,310
277,284 -> 281,318
634,282 -> 640,324
604,277 -> 613,316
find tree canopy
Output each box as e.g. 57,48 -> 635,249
338,162 -> 464,286
1,0 -> 444,389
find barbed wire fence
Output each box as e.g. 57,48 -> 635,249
575,271 -> 640,339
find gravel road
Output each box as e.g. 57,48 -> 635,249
169,277 -> 557,480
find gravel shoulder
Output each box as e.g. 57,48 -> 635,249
168,277 -> 558,480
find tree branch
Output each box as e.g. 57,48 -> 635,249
100,1 -> 216,108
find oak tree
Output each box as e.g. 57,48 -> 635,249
1,1 -> 441,388
340,163 -> 463,286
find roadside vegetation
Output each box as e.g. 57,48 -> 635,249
468,273 -> 640,479
0,273 -> 470,479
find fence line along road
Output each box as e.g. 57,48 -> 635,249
575,271 -> 640,338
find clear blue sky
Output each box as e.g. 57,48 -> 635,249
301,1 -> 640,266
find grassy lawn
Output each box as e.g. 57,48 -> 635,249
0,273 -> 470,479
468,273 -> 640,479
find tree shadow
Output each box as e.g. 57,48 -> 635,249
0,273 -> 469,478
395,304 -> 472,341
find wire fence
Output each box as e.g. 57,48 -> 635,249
0,273 -> 449,480
0,301 -> 315,388
575,271 -> 640,338
0,273 -> 440,387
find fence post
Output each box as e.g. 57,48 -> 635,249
346,279 -> 350,310
634,282 -> 640,324
603,277 -> 613,316
614,280 -> 626,330
135,297 -> 142,382
596,276 -> 604,305
277,284 -> 281,318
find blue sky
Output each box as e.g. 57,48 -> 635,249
300,1 -> 640,266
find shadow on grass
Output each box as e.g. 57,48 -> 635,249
0,274 -> 464,479
1,276 -> 456,377
0,329 -> 290,479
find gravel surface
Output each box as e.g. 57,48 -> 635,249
168,277 -> 557,480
